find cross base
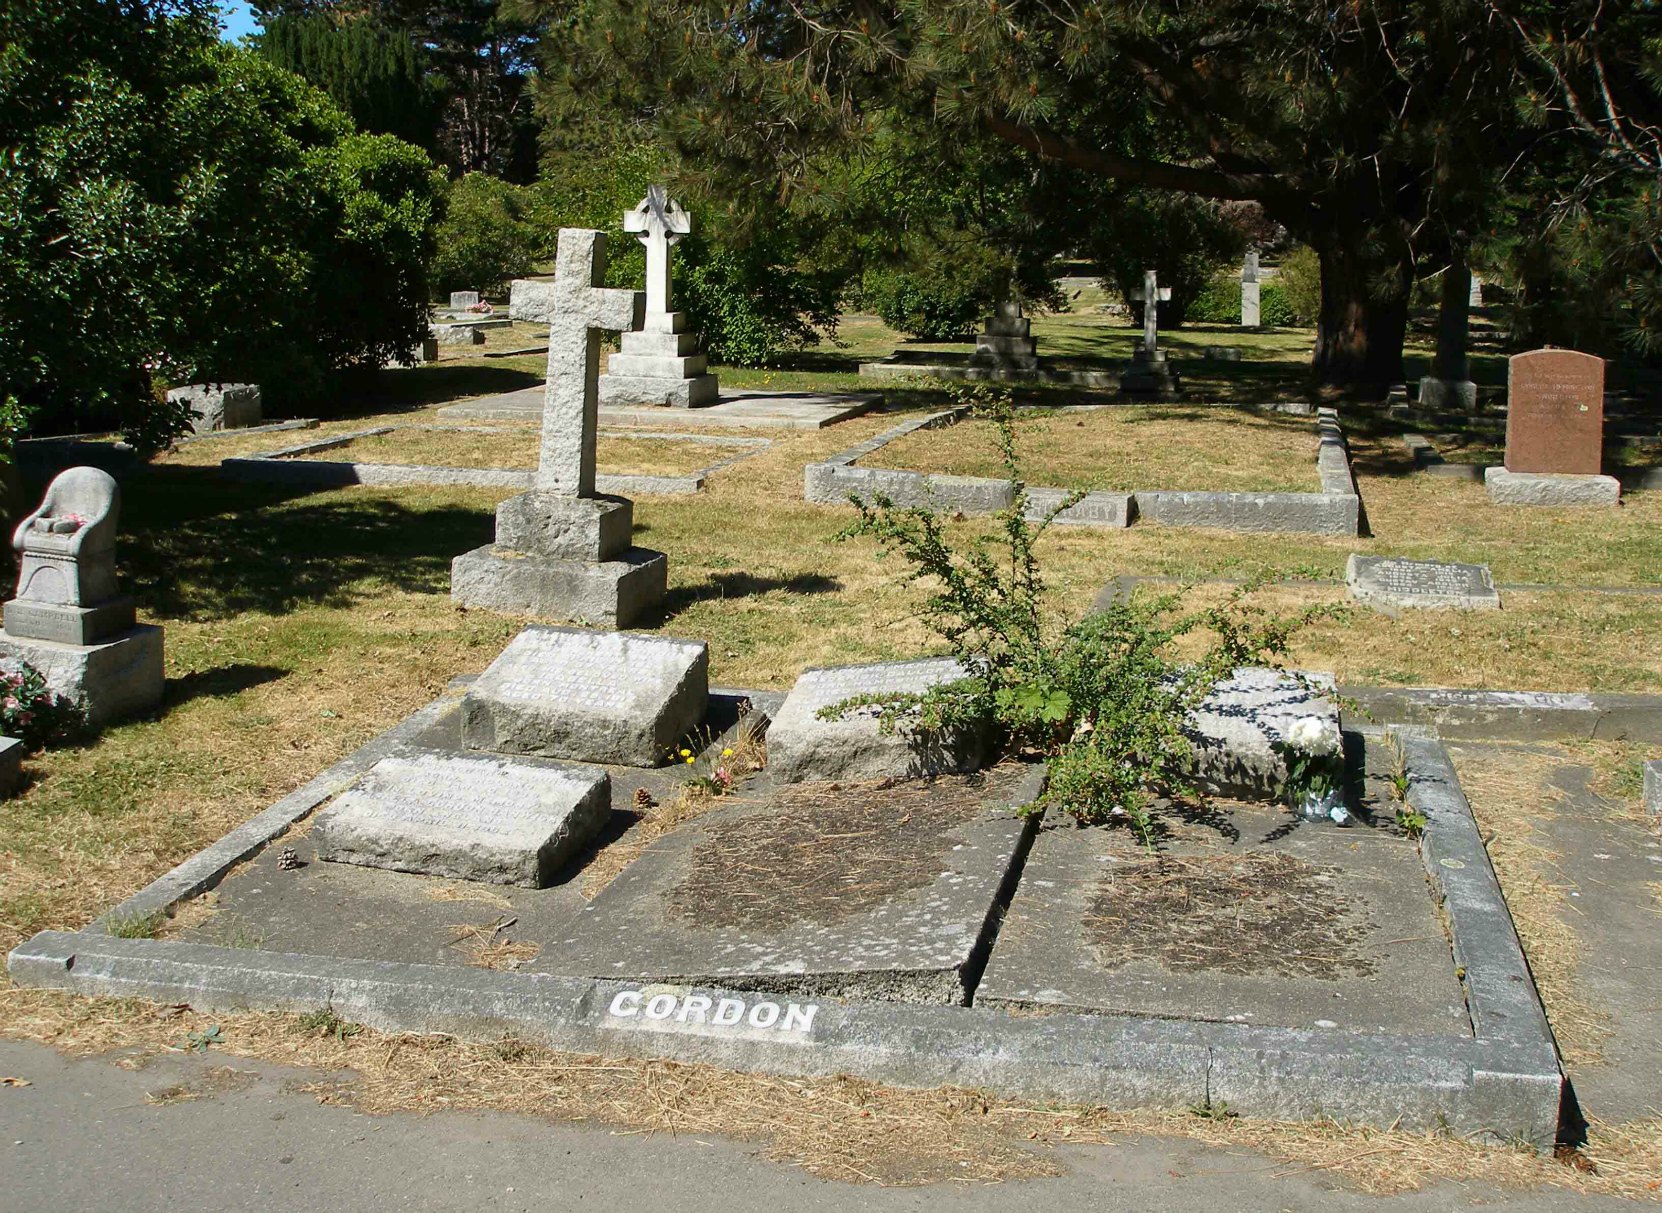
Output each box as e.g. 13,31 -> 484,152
451,544 -> 668,628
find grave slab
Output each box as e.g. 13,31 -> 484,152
540,765 -> 1044,1003
1185,668 -> 1338,800
0,735 -> 21,798
462,625 -> 708,767
437,386 -> 881,430
1346,554 -> 1500,610
766,658 -> 988,783
978,792 -> 1471,1036
312,752 -> 610,887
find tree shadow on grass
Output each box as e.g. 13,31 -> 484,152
654,572 -> 842,623
330,364 -> 544,418
164,663 -> 290,709
118,466 -> 493,621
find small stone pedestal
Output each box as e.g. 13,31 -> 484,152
0,736 -> 22,798
1417,377 -> 1478,411
452,492 -> 667,627
969,303 -> 1039,372
1484,467 -> 1620,507
1118,347 -> 1181,399
598,311 -> 719,408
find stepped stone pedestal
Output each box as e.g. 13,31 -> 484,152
1118,345 -> 1181,399
598,310 -> 719,408
969,302 -> 1039,372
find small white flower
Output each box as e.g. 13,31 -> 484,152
1286,715 -> 1339,756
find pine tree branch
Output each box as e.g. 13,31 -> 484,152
981,113 -> 1294,207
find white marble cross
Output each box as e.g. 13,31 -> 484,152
541,228 -> 644,496
623,185 -> 692,320
1130,269 -> 1172,354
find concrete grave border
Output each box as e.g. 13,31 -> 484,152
804,405 -> 1362,535
217,424 -> 771,497
7,689 -> 1560,1143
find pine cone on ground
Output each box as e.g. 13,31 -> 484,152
633,787 -> 656,811
276,847 -> 300,871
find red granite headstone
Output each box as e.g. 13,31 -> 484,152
1505,349 -> 1605,475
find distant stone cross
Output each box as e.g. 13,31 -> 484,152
541,228 -> 643,496
1130,269 -> 1172,355
624,185 -> 692,319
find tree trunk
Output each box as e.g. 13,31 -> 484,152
1432,259 -> 1472,381
1310,241 -> 1410,401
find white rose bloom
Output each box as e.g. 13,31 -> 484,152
1286,715 -> 1339,756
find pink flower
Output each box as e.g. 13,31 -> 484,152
15,711 -> 31,726
3,697 -> 17,711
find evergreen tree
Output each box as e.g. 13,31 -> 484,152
258,12 -> 443,150
532,0 -> 1530,398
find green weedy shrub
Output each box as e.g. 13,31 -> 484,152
676,234 -> 840,367
835,389 -> 1337,838
430,173 -> 541,298
1258,283 -> 1297,327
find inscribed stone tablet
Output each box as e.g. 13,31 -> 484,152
1346,554 -> 1500,610
1505,349 -> 1605,474
767,657 -> 988,783
312,752 -> 609,887
462,625 -> 708,767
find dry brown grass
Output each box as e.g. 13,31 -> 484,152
863,406 -> 1319,493
1446,744 -> 1612,1065
4,986 -> 1660,1196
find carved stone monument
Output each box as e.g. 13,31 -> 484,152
451,228 -> 670,625
165,383 -> 262,434
1418,262 -> 1478,411
968,301 -> 1039,372
1240,252 -> 1261,328
0,467 -> 164,726
1120,269 -> 1180,398
597,186 -> 719,408
1485,348 -> 1619,506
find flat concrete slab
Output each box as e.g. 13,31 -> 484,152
541,766 -> 1044,1004
437,386 -> 882,430
978,798 -> 1470,1035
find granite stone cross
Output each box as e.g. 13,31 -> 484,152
1130,269 -> 1172,354
541,228 -> 643,496
624,185 -> 692,320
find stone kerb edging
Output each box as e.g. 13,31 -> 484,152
5,705 -> 1561,1143
218,424 -> 771,498
804,406 -> 1361,535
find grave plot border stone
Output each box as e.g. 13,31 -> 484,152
1484,466 -> 1621,507
804,405 -> 1360,536
217,423 -> 770,497
4,714 -> 1561,1144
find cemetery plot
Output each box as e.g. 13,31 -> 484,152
540,765 -> 1044,1003
860,406 -> 1319,493
308,427 -> 743,478
978,792 -> 1471,1036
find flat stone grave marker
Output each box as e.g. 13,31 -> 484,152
539,765 -> 1044,1003
1505,348 -> 1605,474
462,625 -> 708,767
978,781 -> 1470,1034
767,657 -> 988,783
312,752 -> 609,887
1346,554 -> 1500,610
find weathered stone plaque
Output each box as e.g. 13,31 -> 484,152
767,657 -> 988,783
462,625 -> 708,767
1505,349 -> 1605,474
1184,667 -> 1339,800
1346,554 -> 1500,610
312,752 -> 610,887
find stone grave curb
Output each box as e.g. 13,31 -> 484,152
1643,759 -> 1661,818
856,359 -> 1121,389
1341,686 -> 1662,744
215,424 -> 770,498
5,704 -> 1560,1142
804,406 -> 1360,535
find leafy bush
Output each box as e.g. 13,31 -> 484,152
430,173 -> 541,298
1187,274 -> 1242,324
859,237 -> 1017,340
0,0 -> 442,435
1088,191 -> 1248,328
836,388 -> 1337,838
1259,283 -> 1297,328
1273,246 -> 1321,325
